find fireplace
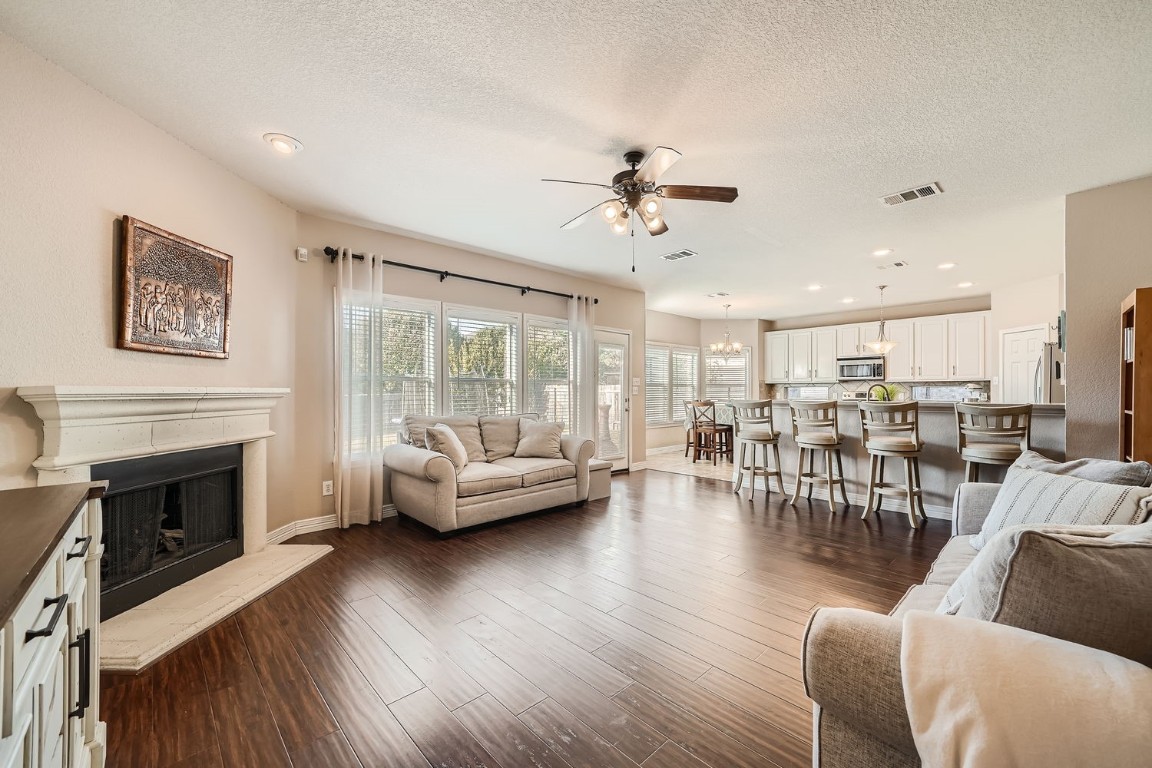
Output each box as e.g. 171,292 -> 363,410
93,444 -> 243,619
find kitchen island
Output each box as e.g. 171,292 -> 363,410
759,401 -> 1066,518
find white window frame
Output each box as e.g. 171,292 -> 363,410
645,342 -> 700,427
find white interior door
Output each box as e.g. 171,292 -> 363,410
595,330 -> 630,470
1002,326 -> 1047,403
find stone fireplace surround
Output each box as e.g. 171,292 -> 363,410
17,385 -> 332,672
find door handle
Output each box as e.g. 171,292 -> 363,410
25,594 -> 68,641
952,364 -> 956,376
1033,357 -> 1043,402
67,535 -> 92,560
69,629 -> 91,719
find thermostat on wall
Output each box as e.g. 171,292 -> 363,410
295,247 -> 309,262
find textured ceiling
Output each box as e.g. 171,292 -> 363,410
3,1 -> 1151,319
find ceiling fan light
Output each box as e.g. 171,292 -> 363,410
640,195 -> 662,216
609,212 -> 629,235
601,200 -> 624,223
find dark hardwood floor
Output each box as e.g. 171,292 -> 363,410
101,470 -> 950,768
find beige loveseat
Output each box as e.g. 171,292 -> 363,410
383,414 -> 595,533
803,460 -> 1152,767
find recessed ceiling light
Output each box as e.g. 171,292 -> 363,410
938,262 -> 956,270
706,292 -> 730,298
841,297 -> 856,304
957,281 -> 975,288
807,284 -> 822,291
871,248 -> 894,257
263,133 -> 303,154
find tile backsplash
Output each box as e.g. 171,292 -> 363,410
765,380 -> 990,402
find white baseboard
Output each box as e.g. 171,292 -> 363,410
632,461 -> 649,470
645,445 -> 685,456
266,513 -> 339,544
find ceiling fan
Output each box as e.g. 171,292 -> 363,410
543,147 -> 738,237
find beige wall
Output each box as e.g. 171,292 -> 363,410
645,310 -> 701,450
1066,174 -> 1152,459
0,33 -> 307,531
295,214 -> 649,498
989,273 -> 1065,401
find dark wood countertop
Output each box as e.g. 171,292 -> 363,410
0,482 -> 106,626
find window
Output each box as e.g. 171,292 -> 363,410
446,308 -> 519,416
341,297 -> 437,450
525,317 -> 572,429
704,350 -> 750,401
645,344 -> 699,425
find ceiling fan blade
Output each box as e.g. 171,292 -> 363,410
658,184 -> 739,203
636,205 -> 669,236
542,178 -> 615,190
560,199 -> 617,230
634,146 -> 683,184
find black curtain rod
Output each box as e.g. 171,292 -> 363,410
322,246 -> 598,304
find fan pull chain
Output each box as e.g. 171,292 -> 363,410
631,216 -> 636,273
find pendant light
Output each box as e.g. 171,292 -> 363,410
864,285 -> 897,355
709,304 -> 744,360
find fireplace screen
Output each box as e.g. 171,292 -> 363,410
93,444 -> 243,619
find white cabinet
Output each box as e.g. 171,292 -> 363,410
763,332 -> 790,383
950,314 -> 986,379
789,331 -> 813,382
813,328 -> 838,382
913,318 -> 949,380
836,325 -> 861,357
881,320 -> 915,381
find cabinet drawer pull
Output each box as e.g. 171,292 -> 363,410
69,629 -> 91,719
67,535 -> 92,560
25,593 -> 68,641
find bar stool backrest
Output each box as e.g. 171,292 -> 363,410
730,399 -> 774,438
689,400 -> 718,430
789,400 -> 840,441
954,403 -> 1032,452
859,401 -> 920,446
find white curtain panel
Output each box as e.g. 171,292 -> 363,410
333,248 -> 388,528
568,295 -> 597,442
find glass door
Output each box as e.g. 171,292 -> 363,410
595,330 -> 630,471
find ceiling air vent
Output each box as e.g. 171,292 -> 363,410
881,182 -> 943,206
660,249 -> 698,262
876,260 -> 911,270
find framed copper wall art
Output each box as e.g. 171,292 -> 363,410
119,216 -> 233,358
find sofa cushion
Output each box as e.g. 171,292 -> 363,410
514,419 -> 564,459
1013,449 -> 1152,486
425,423 -> 469,472
921,535 -> 978,587
480,413 -> 537,461
492,457 -> 576,488
403,415 -> 487,463
970,467 -> 1152,550
955,524 -> 1152,666
454,462 -> 522,497
889,585 -> 949,618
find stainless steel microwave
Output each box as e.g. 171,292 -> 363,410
837,356 -> 885,381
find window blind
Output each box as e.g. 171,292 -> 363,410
644,345 -> 671,425
446,309 -> 519,415
525,319 -> 572,430
704,351 -> 750,401
670,349 -> 699,422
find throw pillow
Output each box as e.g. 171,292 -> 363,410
970,466 -> 1152,550
901,612 -> 1152,768
950,526 -> 1152,666
514,419 -> 563,459
403,415 -> 486,463
480,413 -> 538,461
424,423 -> 469,472
937,523 -> 1123,615
1012,449 -> 1152,487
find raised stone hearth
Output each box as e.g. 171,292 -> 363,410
17,385 -> 331,672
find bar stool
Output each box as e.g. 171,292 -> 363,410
859,401 -> 926,529
689,401 -> 734,465
788,400 -> 850,512
955,403 -> 1033,481
731,400 -> 785,498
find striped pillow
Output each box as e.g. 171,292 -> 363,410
971,467 -> 1152,551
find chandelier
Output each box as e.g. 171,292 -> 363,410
710,304 -> 744,360
864,285 -> 898,355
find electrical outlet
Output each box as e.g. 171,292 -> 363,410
322,480 -> 333,496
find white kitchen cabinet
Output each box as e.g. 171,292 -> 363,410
836,325 -> 861,357
789,331 -> 813,382
763,332 -> 790,383
813,328 -> 838,382
950,313 -> 986,379
914,318 -> 949,380
880,320 -> 915,381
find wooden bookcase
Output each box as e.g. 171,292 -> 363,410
1121,287 -> 1152,462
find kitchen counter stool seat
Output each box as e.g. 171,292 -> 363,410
788,400 -> 850,512
731,400 -> 785,498
955,403 -> 1033,481
859,401 -> 926,528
